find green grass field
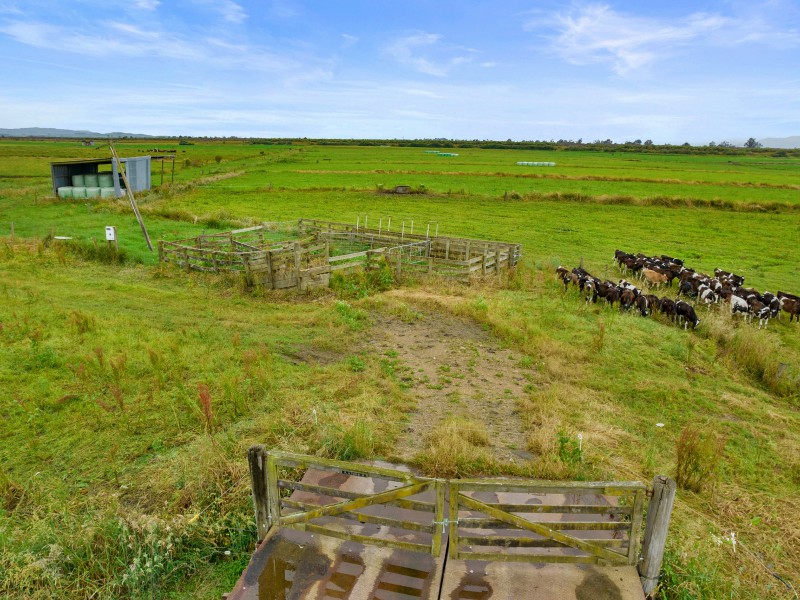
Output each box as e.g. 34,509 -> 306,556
1,139 -> 799,599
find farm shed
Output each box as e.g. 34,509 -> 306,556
50,156 -> 152,199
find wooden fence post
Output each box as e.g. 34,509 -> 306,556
242,254 -> 252,287
248,445 -> 270,542
293,242 -> 301,288
395,251 -> 402,281
157,240 -> 163,263
267,250 -> 274,289
639,475 -> 677,596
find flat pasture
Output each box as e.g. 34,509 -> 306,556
1,139 -> 799,599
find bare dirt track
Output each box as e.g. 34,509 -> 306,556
365,302 -> 532,464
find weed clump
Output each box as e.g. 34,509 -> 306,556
675,424 -> 725,493
318,420 -> 375,461
414,417 -> 495,478
197,384 -> 214,432
330,264 -> 395,299
701,311 -> 798,397
334,301 -> 368,331
49,238 -> 133,265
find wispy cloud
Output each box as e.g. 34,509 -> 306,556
219,0 -> 247,24
189,0 -> 247,24
0,17 -> 309,72
384,32 -> 472,77
0,2 -> 22,15
528,3 -> 800,76
341,33 -> 358,48
0,20 -> 204,60
529,4 -> 729,75
132,0 -> 160,10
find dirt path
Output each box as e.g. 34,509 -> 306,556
365,306 -> 532,464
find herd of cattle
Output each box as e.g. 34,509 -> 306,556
557,250 -> 800,330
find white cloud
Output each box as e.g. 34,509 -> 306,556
384,32 -> 473,77
188,0 -> 247,24
132,0 -> 160,10
528,3 -> 800,76
531,4 -> 729,75
0,2 -> 22,15
0,18 -> 305,71
0,20 -> 204,60
220,0 -> 247,23
341,33 -> 358,48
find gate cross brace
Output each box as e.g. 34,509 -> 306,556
280,481 -> 431,526
458,493 -> 628,565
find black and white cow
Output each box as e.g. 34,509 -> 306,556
730,294 -> 750,321
748,299 -> 771,329
675,300 -> 700,329
697,285 -> 717,304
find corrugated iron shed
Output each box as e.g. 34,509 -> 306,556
50,156 -> 152,197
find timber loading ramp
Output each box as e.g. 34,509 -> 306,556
225,450 -> 664,600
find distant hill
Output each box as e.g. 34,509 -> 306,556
759,136 -> 800,149
0,127 -> 154,138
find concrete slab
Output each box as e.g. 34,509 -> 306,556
226,527 -> 445,600
440,560 -> 644,600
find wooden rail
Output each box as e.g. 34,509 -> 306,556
448,479 -> 647,566
262,449 -> 446,557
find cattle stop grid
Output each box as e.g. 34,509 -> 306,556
225,448 -> 676,599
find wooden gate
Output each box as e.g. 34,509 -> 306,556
448,478 -> 646,565
252,449 -> 446,557
237,449 -> 675,600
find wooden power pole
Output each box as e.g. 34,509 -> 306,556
110,144 -> 153,252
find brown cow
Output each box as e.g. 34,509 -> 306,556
642,268 -> 668,287
781,297 -> 800,323
620,288 -> 636,310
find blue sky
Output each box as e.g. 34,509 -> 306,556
1,0 -> 798,143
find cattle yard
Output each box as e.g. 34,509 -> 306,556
158,218 -> 522,289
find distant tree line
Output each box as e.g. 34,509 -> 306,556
241,137 -> 795,157
4,133 -> 793,156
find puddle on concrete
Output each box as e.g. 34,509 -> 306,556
322,553 -> 365,599
370,550 -> 435,600
575,566 -> 623,600
234,532 -> 443,600
449,560 -> 493,600
255,546 -> 367,600
255,535 -> 330,600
